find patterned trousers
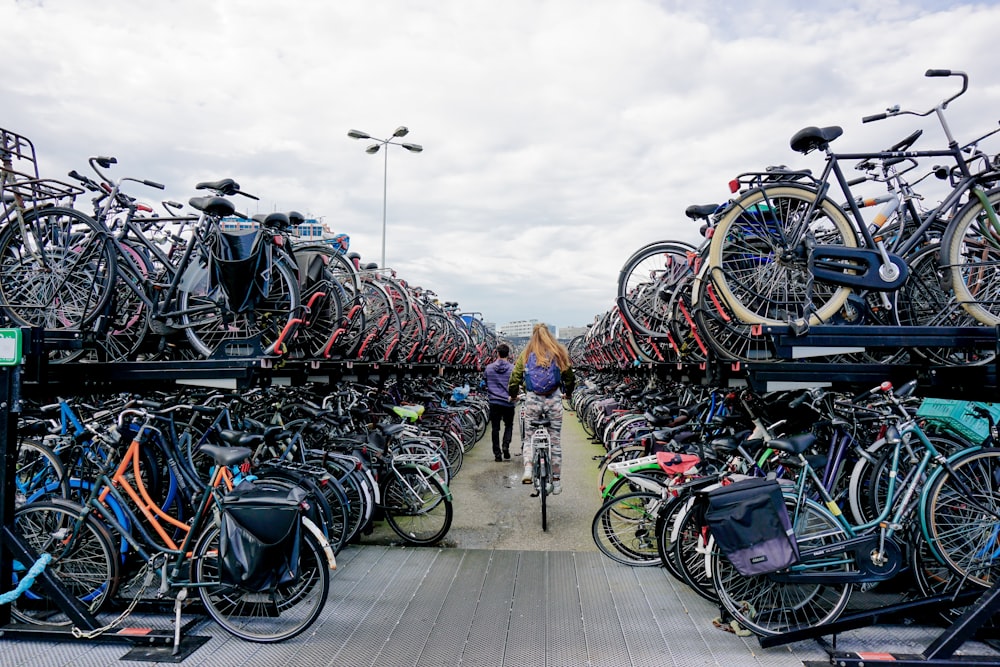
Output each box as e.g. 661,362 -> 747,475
520,390 -> 563,479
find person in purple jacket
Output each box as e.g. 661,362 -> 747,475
484,343 -> 516,462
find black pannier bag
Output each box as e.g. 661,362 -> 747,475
219,482 -> 305,591
703,477 -> 799,576
210,230 -> 271,314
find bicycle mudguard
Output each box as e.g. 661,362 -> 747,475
809,245 -> 909,290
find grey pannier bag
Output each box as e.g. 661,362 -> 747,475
703,477 -> 799,576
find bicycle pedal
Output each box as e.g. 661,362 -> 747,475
530,491 -> 539,498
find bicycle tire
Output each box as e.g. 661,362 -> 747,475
710,496 -> 852,637
895,244 -> 993,366
923,448 -> 1000,587
655,493 -> 693,582
0,206 -> 116,330
381,465 -> 453,546
179,250 -> 301,358
691,273 -> 778,362
616,240 -> 696,338
289,246 -> 345,360
87,239 -> 153,362
310,453 -> 372,544
592,491 -> 662,566
16,438 -> 69,505
253,468 -> 348,555
942,187 -> 1000,326
539,451 -> 548,532
671,498 -> 719,603
665,272 -> 708,364
11,499 -> 120,626
193,521 -> 329,643
707,184 -> 857,326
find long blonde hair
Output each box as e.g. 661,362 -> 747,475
522,323 -> 570,371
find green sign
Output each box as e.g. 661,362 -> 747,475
0,328 -> 22,366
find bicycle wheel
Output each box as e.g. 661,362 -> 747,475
850,433 -> 967,526
11,499 -> 119,626
707,185 -> 857,326
179,251 -> 301,358
617,241 -> 696,338
312,454 -> 373,544
592,491 -> 662,566
0,206 -> 116,330
354,279 -> 401,362
923,448 -> 1000,587
666,273 -> 708,364
896,245 -> 992,366
16,438 -> 69,506
253,468 -> 348,555
193,521 -> 329,643
655,493 -> 693,582
289,246 -> 344,360
671,498 -> 719,602
538,452 -> 549,532
83,239 -> 152,362
943,187 -> 1000,326
691,273 -> 777,362
710,497 -> 852,637
381,465 -> 453,546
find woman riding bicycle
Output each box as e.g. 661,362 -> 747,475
508,323 -> 575,495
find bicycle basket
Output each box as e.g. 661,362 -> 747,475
209,230 -> 271,314
219,481 -> 304,592
703,477 -> 798,576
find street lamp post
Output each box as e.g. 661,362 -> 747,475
347,126 -> 423,269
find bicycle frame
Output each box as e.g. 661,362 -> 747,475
775,418 -> 971,584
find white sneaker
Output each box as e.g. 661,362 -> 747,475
521,467 -> 532,484
552,481 -> 562,495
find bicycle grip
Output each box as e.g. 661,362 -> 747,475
925,69 -> 952,77
788,393 -> 807,409
144,180 -> 166,190
862,113 -> 886,123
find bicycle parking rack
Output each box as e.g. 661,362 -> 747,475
744,323 -> 1000,667
0,330 -> 233,660
0,327 -> 473,661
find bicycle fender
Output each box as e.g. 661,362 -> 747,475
301,515 -> 337,571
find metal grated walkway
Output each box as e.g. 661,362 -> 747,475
5,543 -> 1000,666
0,543 -> 828,667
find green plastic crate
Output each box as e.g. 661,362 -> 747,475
915,398 -> 1000,444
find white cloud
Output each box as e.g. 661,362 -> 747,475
3,0 -> 1000,327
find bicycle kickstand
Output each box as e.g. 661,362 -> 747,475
173,588 -> 188,656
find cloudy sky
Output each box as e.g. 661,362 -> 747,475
4,0 -> 1000,329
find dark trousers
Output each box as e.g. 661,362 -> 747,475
489,403 -> 515,457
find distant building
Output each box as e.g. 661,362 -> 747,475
558,325 -> 588,342
497,319 -> 539,338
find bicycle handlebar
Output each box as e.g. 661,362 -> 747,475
862,69 -> 968,123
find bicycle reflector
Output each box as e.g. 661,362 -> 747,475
729,179 -> 739,193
